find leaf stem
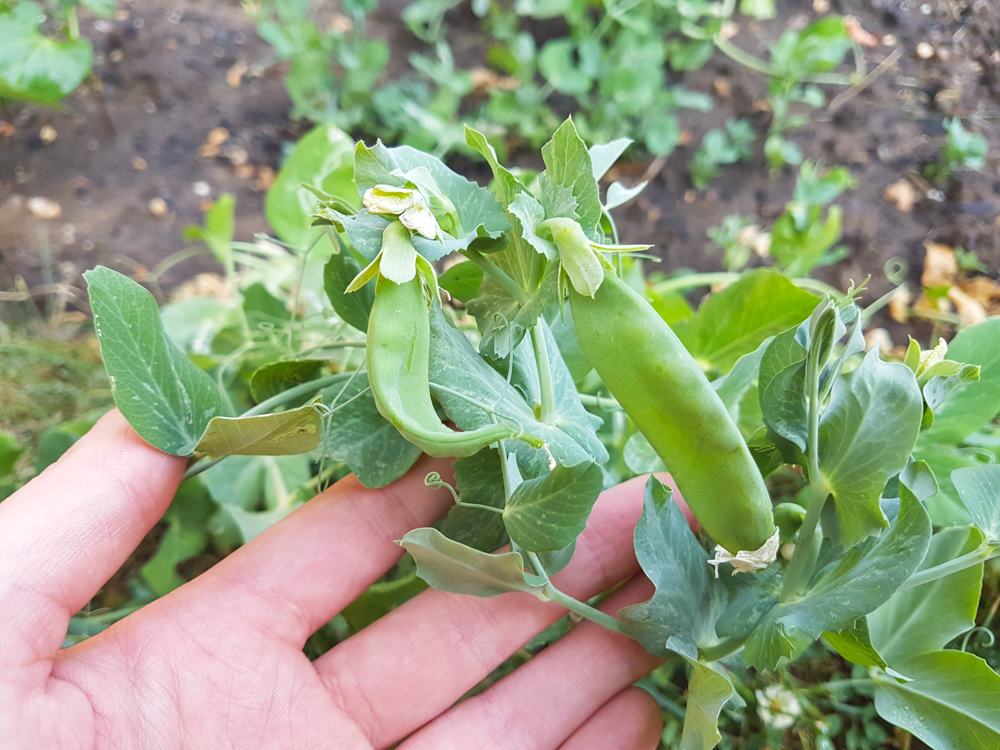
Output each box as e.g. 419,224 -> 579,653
781,336 -> 826,601
898,543 -> 1000,591
531,322 -> 556,424
542,582 -> 635,638
699,637 -> 745,663
713,36 -> 775,76
182,372 -> 353,480
577,393 -> 622,411
462,250 -> 529,305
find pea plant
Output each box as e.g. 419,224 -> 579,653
0,0 -> 112,105
85,119 -> 1000,748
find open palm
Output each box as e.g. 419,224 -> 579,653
1,412 -> 667,749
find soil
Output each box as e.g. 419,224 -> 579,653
1,0 -> 998,344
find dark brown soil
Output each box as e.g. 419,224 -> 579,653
1,0 -> 998,337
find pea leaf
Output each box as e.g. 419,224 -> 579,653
823,618 -> 888,669
503,461 -> 603,552
465,126 -> 527,209
540,118 -> 602,234
589,138 -> 632,182
266,124 -> 358,248
743,490 -> 931,671
618,478 -> 728,658
874,651 -> 1000,750
819,351 -> 923,548
193,404 -> 322,459
352,141 -> 510,260
324,250 -> 375,332
140,479 -> 212,596
399,527 -> 546,598
0,3 -> 92,105
914,445 -> 983,526
918,318 -> 1000,445
869,525 -> 985,665
440,448 -> 508,552
674,269 -> 819,374
623,432 -> 666,474
429,309 -> 606,468
249,360 -> 323,404
758,327 -> 808,450
680,659 -> 735,750
438,260 -> 483,303
952,464 -> 1000,541
85,266 -> 222,456
313,374 -> 422,489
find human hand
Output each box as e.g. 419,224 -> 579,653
0,410 -> 674,749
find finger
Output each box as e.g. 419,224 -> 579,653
400,576 -> 661,750
152,457 -> 455,646
316,475 -> 653,748
559,687 -> 662,750
0,411 -> 184,682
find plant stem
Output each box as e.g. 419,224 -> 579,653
577,393 -> 621,411
531,322 -> 556,424
898,543 -> 1000,590
458,501 -> 505,515
714,36 -> 775,76
781,339 -> 826,601
463,250 -> 529,305
542,583 -> 635,639
699,637 -> 745,663
649,272 -> 842,299
182,372 -> 353,480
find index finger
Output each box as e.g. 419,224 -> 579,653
0,410 -> 185,686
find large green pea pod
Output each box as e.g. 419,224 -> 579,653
570,268 -> 775,555
367,275 -> 521,457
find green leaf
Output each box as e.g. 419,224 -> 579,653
0,4 -> 92,105
740,0 -> 775,19
771,16 -> 850,79
324,250 -> 374,331
680,659 -> 735,750
509,191 -> 556,258
874,651 -> 1000,750
618,478 -> 727,657
589,138 -> 631,181
265,124 -> 358,248
667,39 -> 714,71
465,125 -> 528,209
160,296 -> 233,355
823,618 -> 888,669
919,318 -> 1000,445
914,445 -> 982,526
193,404 -> 321,459
539,38 -> 593,96
623,432 -> 666,474
819,351 -> 924,547
85,266 -> 222,456
440,448 -> 508,552
341,572 -> 427,632
540,118 -> 602,234
952,465 -> 1000,541
0,432 -> 22,478
429,310 -> 606,469
141,479 -> 212,596
503,462 -> 603,552
313,374 -> 422,489
201,454 -> 265,510
438,260 -> 483,303
758,327 -> 808,450
400,527 -> 546,598
249,360 -> 323,404
674,269 -> 819,373
352,140 -> 510,259
869,525 -> 984,665
744,492 -> 931,671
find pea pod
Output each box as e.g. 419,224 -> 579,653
570,267 -> 775,556
367,274 -> 525,457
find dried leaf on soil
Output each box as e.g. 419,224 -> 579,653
921,242 -> 957,288
884,179 -> 916,212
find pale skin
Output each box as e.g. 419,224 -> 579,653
0,410 -> 693,749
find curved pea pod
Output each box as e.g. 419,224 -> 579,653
569,267 -> 776,556
367,275 -> 524,457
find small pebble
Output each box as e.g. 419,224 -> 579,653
149,197 -> 169,216
132,156 -> 147,170
882,33 -> 898,46
143,101 -> 157,114
916,42 -> 935,59
108,49 -> 124,64
920,3 -> 931,14
192,181 -> 211,197
39,125 -> 57,144
27,196 -> 62,219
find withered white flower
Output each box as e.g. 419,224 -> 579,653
707,528 -> 780,578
